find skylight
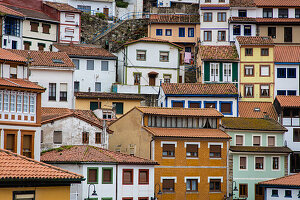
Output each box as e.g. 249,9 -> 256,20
52,59 -> 64,64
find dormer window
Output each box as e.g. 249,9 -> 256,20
52,59 -> 64,64
10,65 -> 17,79
263,8 -> 273,18
279,9 -> 288,18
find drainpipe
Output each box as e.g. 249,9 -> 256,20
116,164 -> 118,200
150,137 -> 154,160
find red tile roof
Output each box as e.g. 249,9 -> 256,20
43,1 -> 81,12
275,95 -> 300,108
0,48 -> 27,63
275,46 -> 300,63
200,45 -> 239,61
53,44 -> 117,58
136,106 -> 224,117
256,18 -> 300,23
149,14 -> 200,23
41,145 -> 158,165
0,4 -> 24,17
254,0 -> 300,7
0,148 -> 83,181
124,37 -> 183,49
200,4 -> 230,8
259,173 -> 300,187
236,36 -> 274,45
161,83 -> 238,95
75,92 -> 145,100
230,0 -> 256,7
0,78 -> 45,92
230,146 -> 292,153
239,101 -> 278,120
9,50 -> 74,68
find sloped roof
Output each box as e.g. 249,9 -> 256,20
144,127 -> 231,139
259,173 -> 300,187
200,45 -> 239,61
236,36 -> 274,45
222,117 -> 287,131
256,18 -> 300,23
230,146 -> 292,153
230,0 -> 256,7
0,78 -> 45,92
75,92 -> 144,100
275,46 -> 300,63
0,48 -> 27,63
43,1 -> 81,12
0,4 -> 24,17
254,0 -> 300,7
238,101 -> 278,120
275,95 -> 300,108
149,14 -> 200,23
0,148 -> 83,181
200,4 -> 230,9
41,145 -> 158,165
161,83 -> 238,95
123,37 -> 183,49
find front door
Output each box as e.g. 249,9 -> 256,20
255,184 -> 264,200
284,27 -> 292,42
210,63 -> 219,82
103,8 -> 109,17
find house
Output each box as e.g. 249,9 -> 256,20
221,117 -> 290,200
156,0 -> 199,8
0,48 -> 45,161
274,46 -> 300,96
41,145 -> 157,200
53,43 -> 117,93
238,101 -> 278,120
236,36 -> 275,102
108,106 -> 231,200
0,148 -> 84,200
274,95 -> 300,173
74,92 -> 144,118
259,173 -> 300,200
114,37 -> 184,95
41,107 -> 111,151
199,45 -> 239,84
9,49 -> 75,108
158,83 -> 239,117
199,0 -> 230,45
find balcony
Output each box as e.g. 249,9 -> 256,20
282,117 -> 300,127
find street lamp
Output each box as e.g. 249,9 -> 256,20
87,184 -> 97,200
151,183 -> 162,200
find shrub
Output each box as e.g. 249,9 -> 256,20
96,12 -> 106,20
116,0 -> 129,8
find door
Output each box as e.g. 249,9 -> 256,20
284,27 -> 292,42
149,75 -> 156,86
210,63 -> 219,82
255,184 -> 264,200
223,63 -> 232,82
103,8 -> 109,17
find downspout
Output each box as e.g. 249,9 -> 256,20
150,137 -> 154,160
116,164 -> 118,200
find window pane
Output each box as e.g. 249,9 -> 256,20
87,60 -> 94,70
88,168 -> 98,183
101,61 -> 108,71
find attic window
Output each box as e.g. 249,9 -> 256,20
254,108 -> 261,112
52,59 -> 64,64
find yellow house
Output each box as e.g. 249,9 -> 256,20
0,148 -> 83,200
236,36 -> 275,102
74,92 -> 144,118
109,107 -> 231,200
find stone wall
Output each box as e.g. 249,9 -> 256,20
144,2 -> 199,14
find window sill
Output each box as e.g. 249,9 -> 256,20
186,191 -> 199,194
162,191 -> 175,194
138,183 -> 149,185
162,157 -> 175,159
271,195 -> 279,197
209,158 -> 222,160
122,183 -> 134,185
209,191 -> 222,193
102,182 -> 113,184
186,157 -> 199,159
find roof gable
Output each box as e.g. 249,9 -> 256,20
275,95 -> 300,108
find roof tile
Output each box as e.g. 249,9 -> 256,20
275,46 -> 300,63
239,101 -> 278,120
75,92 -> 145,100
150,14 -> 200,23
0,78 -> 45,91
230,0 -> 256,7
200,45 -> 239,61
236,36 -> 274,45
275,95 -> 300,108
0,4 -> 24,17
0,48 -> 27,63
230,146 -> 292,153
259,173 -> 300,187
124,37 -> 183,49
43,1 -> 81,12
254,0 -> 300,7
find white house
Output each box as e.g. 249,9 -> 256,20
114,37 -> 184,95
10,49 -> 75,108
156,0 -> 198,8
41,145 -> 157,200
53,43 -> 117,93
158,83 -> 239,117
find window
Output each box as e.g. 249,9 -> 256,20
296,9 -> 300,18
288,90 -> 297,95
217,12 -> 226,22
139,169 -> 149,184
279,9 -> 288,18
268,136 -> 275,147
137,50 -> 146,61
95,82 -> 101,92
165,29 -> 172,36
22,133 -> 33,158
244,85 -> 254,97
224,64 -> 232,81
38,43 -> 45,51
42,24 -> 50,34
60,83 -> 67,101
209,145 -> 221,158
30,22 -> 39,32
218,31 -> 226,41
260,65 -> 270,76
163,179 -> 175,192
13,191 -> 35,200
186,144 -> 198,157
260,85 -> 270,97
82,132 -> 89,144
287,68 -> 296,78
24,41 -> 31,50
164,74 -> 171,83
209,179 -> 221,192
101,61 -> 109,71
253,136 -> 261,146
17,95 -> 22,113
10,65 -> 17,79
53,131 -> 62,144
74,81 -> 80,92
204,31 -> 212,41
277,90 -> 286,95
236,135 -> 243,146
29,96 -> 35,114
160,51 -> 169,62
285,190 -> 292,198
179,28 -> 185,37
87,60 -> 94,70
233,25 -> 241,35
238,10 -> 247,17
263,8 -> 273,18
245,48 -> 253,56
162,144 -> 175,157
88,168 -> 98,184
172,101 -> 184,108
240,156 -> 247,169
90,102 -> 100,111
189,102 -> 201,108
123,169 -> 133,185
186,179 -> 198,192
244,65 -> 254,76
204,13 -> 212,22
261,48 -> 269,56
277,68 -> 286,78
10,93 -> 15,112
134,73 -> 141,85
5,132 -> 16,153
255,157 -> 264,170
268,27 -> 276,38
284,27 -> 292,43
220,102 -> 231,114
102,168 -> 112,184
49,83 -> 56,101
65,13 -> 75,21
219,0 -> 225,2
205,0 -> 211,2
23,95 -> 28,113
113,102 -> 123,114
73,59 -> 79,70
293,128 -> 300,142
239,184 -> 248,198
95,132 -> 101,144
156,29 -> 162,36
244,25 -> 251,36
188,28 -> 194,37
271,190 -> 279,197
272,157 -> 279,170
4,17 -> 20,36
205,102 -> 216,108
77,5 -> 91,12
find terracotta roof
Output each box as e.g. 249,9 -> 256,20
161,83 -> 238,95
144,127 -> 231,139
43,1 -> 81,12
0,148 -> 83,181
136,106 -> 224,117
53,44 -> 117,58
230,146 -> 292,153
200,45 -> 239,61
0,48 -> 27,63
0,78 -> 45,92
41,107 -> 103,128
275,46 -> 300,63
230,0 -> 256,7
256,18 -> 300,23
75,92 -> 145,100
229,17 -> 257,23
254,0 -> 300,7
41,145 -> 158,165
149,14 -> 200,23
0,4 -> 24,17
236,36 -> 274,45
9,50 -> 74,68
239,101 -> 278,120
259,173 -> 300,187
123,37 -> 183,49
200,4 -> 230,9
275,95 -> 300,108
222,117 -> 287,131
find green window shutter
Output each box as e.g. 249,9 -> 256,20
101,198 -> 113,200
113,102 -> 124,114
85,198 -> 98,200
232,62 -> 238,82
90,102 -> 100,111
204,62 -> 210,82
219,63 -> 223,82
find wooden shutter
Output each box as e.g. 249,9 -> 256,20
163,144 -> 175,151
123,170 -> 133,184
88,169 -> 97,183
6,134 -> 16,152
139,170 -> 148,184
253,136 -> 260,146
221,103 -> 231,113
268,136 -> 275,146
240,157 -> 246,169
82,132 -> 89,144
236,135 -> 243,146
95,132 -> 101,144
187,144 -> 198,153
205,103 -> 215,108
189,103 -> 200,108
210,145 -> 221,152
149,76 -> 156,86
22,134 -> 32,158
53,131 -> 62,144
24,42 -> 30,50
163,179 -> 174,191
30,22 -> 39,32
42,24 -> 50,34
172,102 -> 184,108
103,169 -> 111,183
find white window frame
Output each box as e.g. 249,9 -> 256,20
161,141 -> 177,147
254,156 -> 265,171
223,63 -> 232,82
267,135 -> 277,147
160,176 -> 177,183
239,155 -> 248,171
235,134 -> 245,146
207,176 -> 223,183
184,177 -> 200,183
208,142 -> 223,148
210,63 -> 219,82
252,135 -> 262,146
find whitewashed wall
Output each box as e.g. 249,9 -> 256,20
266,187 -> 300,200
274,65 -> 299,96
59,12 -> 81,43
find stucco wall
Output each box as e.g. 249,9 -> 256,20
259,25 -> 300,44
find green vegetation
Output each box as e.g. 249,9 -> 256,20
116,0 -> 129,8
96,13 -> 106,20
41,145 -> 74,154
